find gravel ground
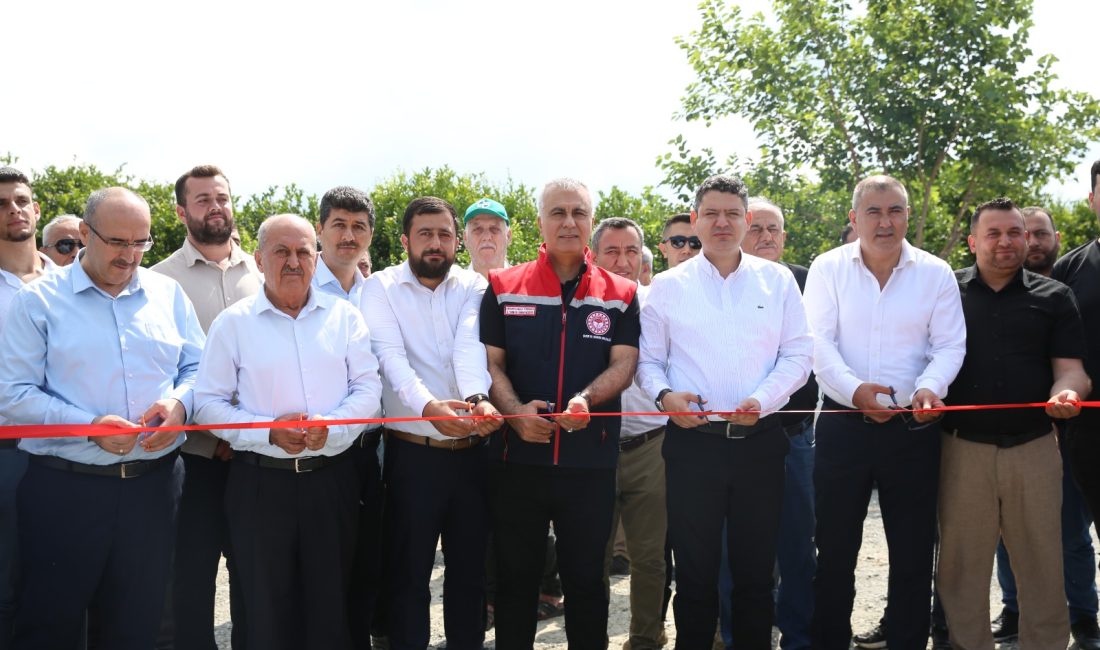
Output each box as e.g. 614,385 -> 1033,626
212,490 -> 1096,648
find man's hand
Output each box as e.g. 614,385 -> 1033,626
269,412 -> 309,455
304,414 -> 329,451
510,400 -> 556,444
555,394 -> 591,432
662,391 -> 708,429
424,400 -> 477,438
852,383 -> 896,423
470,400 -> 504,437
911,389 -> 945,424
721,397 -> 761,426
90,414 -> 140,456
137,398 -> 187,453
1047,390 -> 1082,419
213,439 -> 234,462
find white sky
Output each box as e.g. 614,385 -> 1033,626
5,0 -> 1097,207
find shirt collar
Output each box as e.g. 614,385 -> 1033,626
850,238 -> 916,269
181,238 -> 249,268
962,264 -> 1029,291
397,259 -> 462,289
253,284 -> 327,319
314,254 -> 364,293
0,252 -> 57,289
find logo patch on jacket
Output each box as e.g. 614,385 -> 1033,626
504,304 -> 537,317
586,310 -> 611,336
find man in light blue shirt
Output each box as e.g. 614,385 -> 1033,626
0,186 -> 204,649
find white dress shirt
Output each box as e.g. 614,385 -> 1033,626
0,253 -> 55,333
0,259 -> 204,464
193,287 -> 382,458
637,252 -> 813,416
313,254 -> 366,305
803,240 -> 966,407
361,261 -> 490,440
620,285 -> 668,437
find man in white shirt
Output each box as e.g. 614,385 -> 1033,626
315,186 -> 374,304
363,196 -> 501,650
803,174 -> 965,650
38,214 -> 83,266
193,213 -> 382,650
592,217 -> 668,650
638,174 -> 813,650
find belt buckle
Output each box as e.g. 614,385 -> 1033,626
724,423 -> 748,440
450,437 -> 460,451
119,461 -> 137,479
294,457 -> 313,473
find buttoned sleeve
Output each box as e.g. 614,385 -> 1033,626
747,273 -> 813,413
193,311 -> 273,446
362,275 -> 438,416
452,274 -> 491,399
636,275 -> 673,401
804,256 -> 865,404
911,264 -> 966,401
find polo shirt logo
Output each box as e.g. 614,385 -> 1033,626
586,310 -> 611,336
504,304 -> 537,317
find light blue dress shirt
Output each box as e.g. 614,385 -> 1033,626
313,254 -> 366,305
0,257 -> 205,464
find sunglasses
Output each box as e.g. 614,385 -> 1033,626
45,238 -> 85,255
662,235 -> 702,250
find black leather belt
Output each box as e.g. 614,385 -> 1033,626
235,447 -> 353,473
0,439 -> 19,450
30,449 -> 179,479
384,428 -> 485,451
948,427 -> 1053,449
690,414 -> 781,439
619,426 -> 664,452
822,396 -> 857,412
356,428 -> 382,448
782,415 -> 813,437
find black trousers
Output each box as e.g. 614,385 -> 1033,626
489,461 -> 616,650
14,455 -> 182,650
811,413 -> 940,650
171,452 -> 245,650
663,422 -> 788,650
382,437 -> 488,650
348,439 -> 384,650
225,454 -> 359,650
1067,420 -> 1100,541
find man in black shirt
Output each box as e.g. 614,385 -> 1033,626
938,198 -> 1089,650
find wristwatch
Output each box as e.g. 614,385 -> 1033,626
655,388 -> 673,412
573,391 -> 591,409
464,393 -> 491,406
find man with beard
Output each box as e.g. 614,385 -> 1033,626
0,166 -> 55,649
39,214 -> 83,266
464,198 -> 511,279
152,164 -> 260,649
363,197 -> 502,650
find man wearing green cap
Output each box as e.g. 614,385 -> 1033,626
464,198 -> 511,279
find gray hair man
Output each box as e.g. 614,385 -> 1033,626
39,214 -> 83,266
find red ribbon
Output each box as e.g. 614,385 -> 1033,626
0,401 -> 1094,440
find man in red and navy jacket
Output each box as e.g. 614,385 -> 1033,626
480,178 -> 640,648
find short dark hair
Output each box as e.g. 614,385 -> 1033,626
175,165 -> 230,206
0,166 -> 31,188
662,213 -> 691,236
320,186 -> 376,228
970,197 -> 1019,232
839,222 -> 854,244
1091,160 -> 1100,194
693,175 -> 749,213
402,197 -> 458,236
592,217 -> 644,252
1020,206 -> 1055,231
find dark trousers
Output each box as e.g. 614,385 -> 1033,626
382,437 -> 488,650
348,439 -> 384,650
0,449 -> 27,650
489,462 -> 616,650
485,530 -> 563,604
811,413 -> 940,650
14,455 -> 182,650
225,454 -> 359,650
1067,421 -> 1100,553
664,422 -> 788,650
171,452 -> 245,650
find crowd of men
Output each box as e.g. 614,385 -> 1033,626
0,160 -> 1099,650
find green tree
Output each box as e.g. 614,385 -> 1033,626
671,0 -> 1100,261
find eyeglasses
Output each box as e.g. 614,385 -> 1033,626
44,238 -> 84,255
862,386 -> 937,430
661,235 -> 702,250
86,222 -> 154,252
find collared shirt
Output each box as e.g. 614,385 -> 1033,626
152,238 -> 263,457
151,238 -> 263,332
193,287 -> 382,459
637,252 -> 813,416
314,254 -> 366,306
947,266 -> 1086,436
0,258 -> 204,464
0,252 -> 56,332
1052,239 -> 1100,426
620,284 -> 668,438
362,261 -> 490,440
803,240 -> 966,407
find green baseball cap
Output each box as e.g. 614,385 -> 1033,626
463,198 -> 509,226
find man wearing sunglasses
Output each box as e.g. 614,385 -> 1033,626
656,213 -> 701,270
936,198 -> 1089,650
39,214 -> 83,266
804,175 -> 966,650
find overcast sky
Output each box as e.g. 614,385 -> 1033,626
6,1 -> 1096,207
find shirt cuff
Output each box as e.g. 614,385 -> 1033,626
169,386 -> 194,421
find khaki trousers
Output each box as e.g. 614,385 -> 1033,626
604,432 -> 667,650
937,431 -> 1068,650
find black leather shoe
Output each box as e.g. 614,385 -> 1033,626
853,618 -> 888,649
992,607 -> 1019,643
1072,617 -> 1100,650
931,625 -> 951,650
